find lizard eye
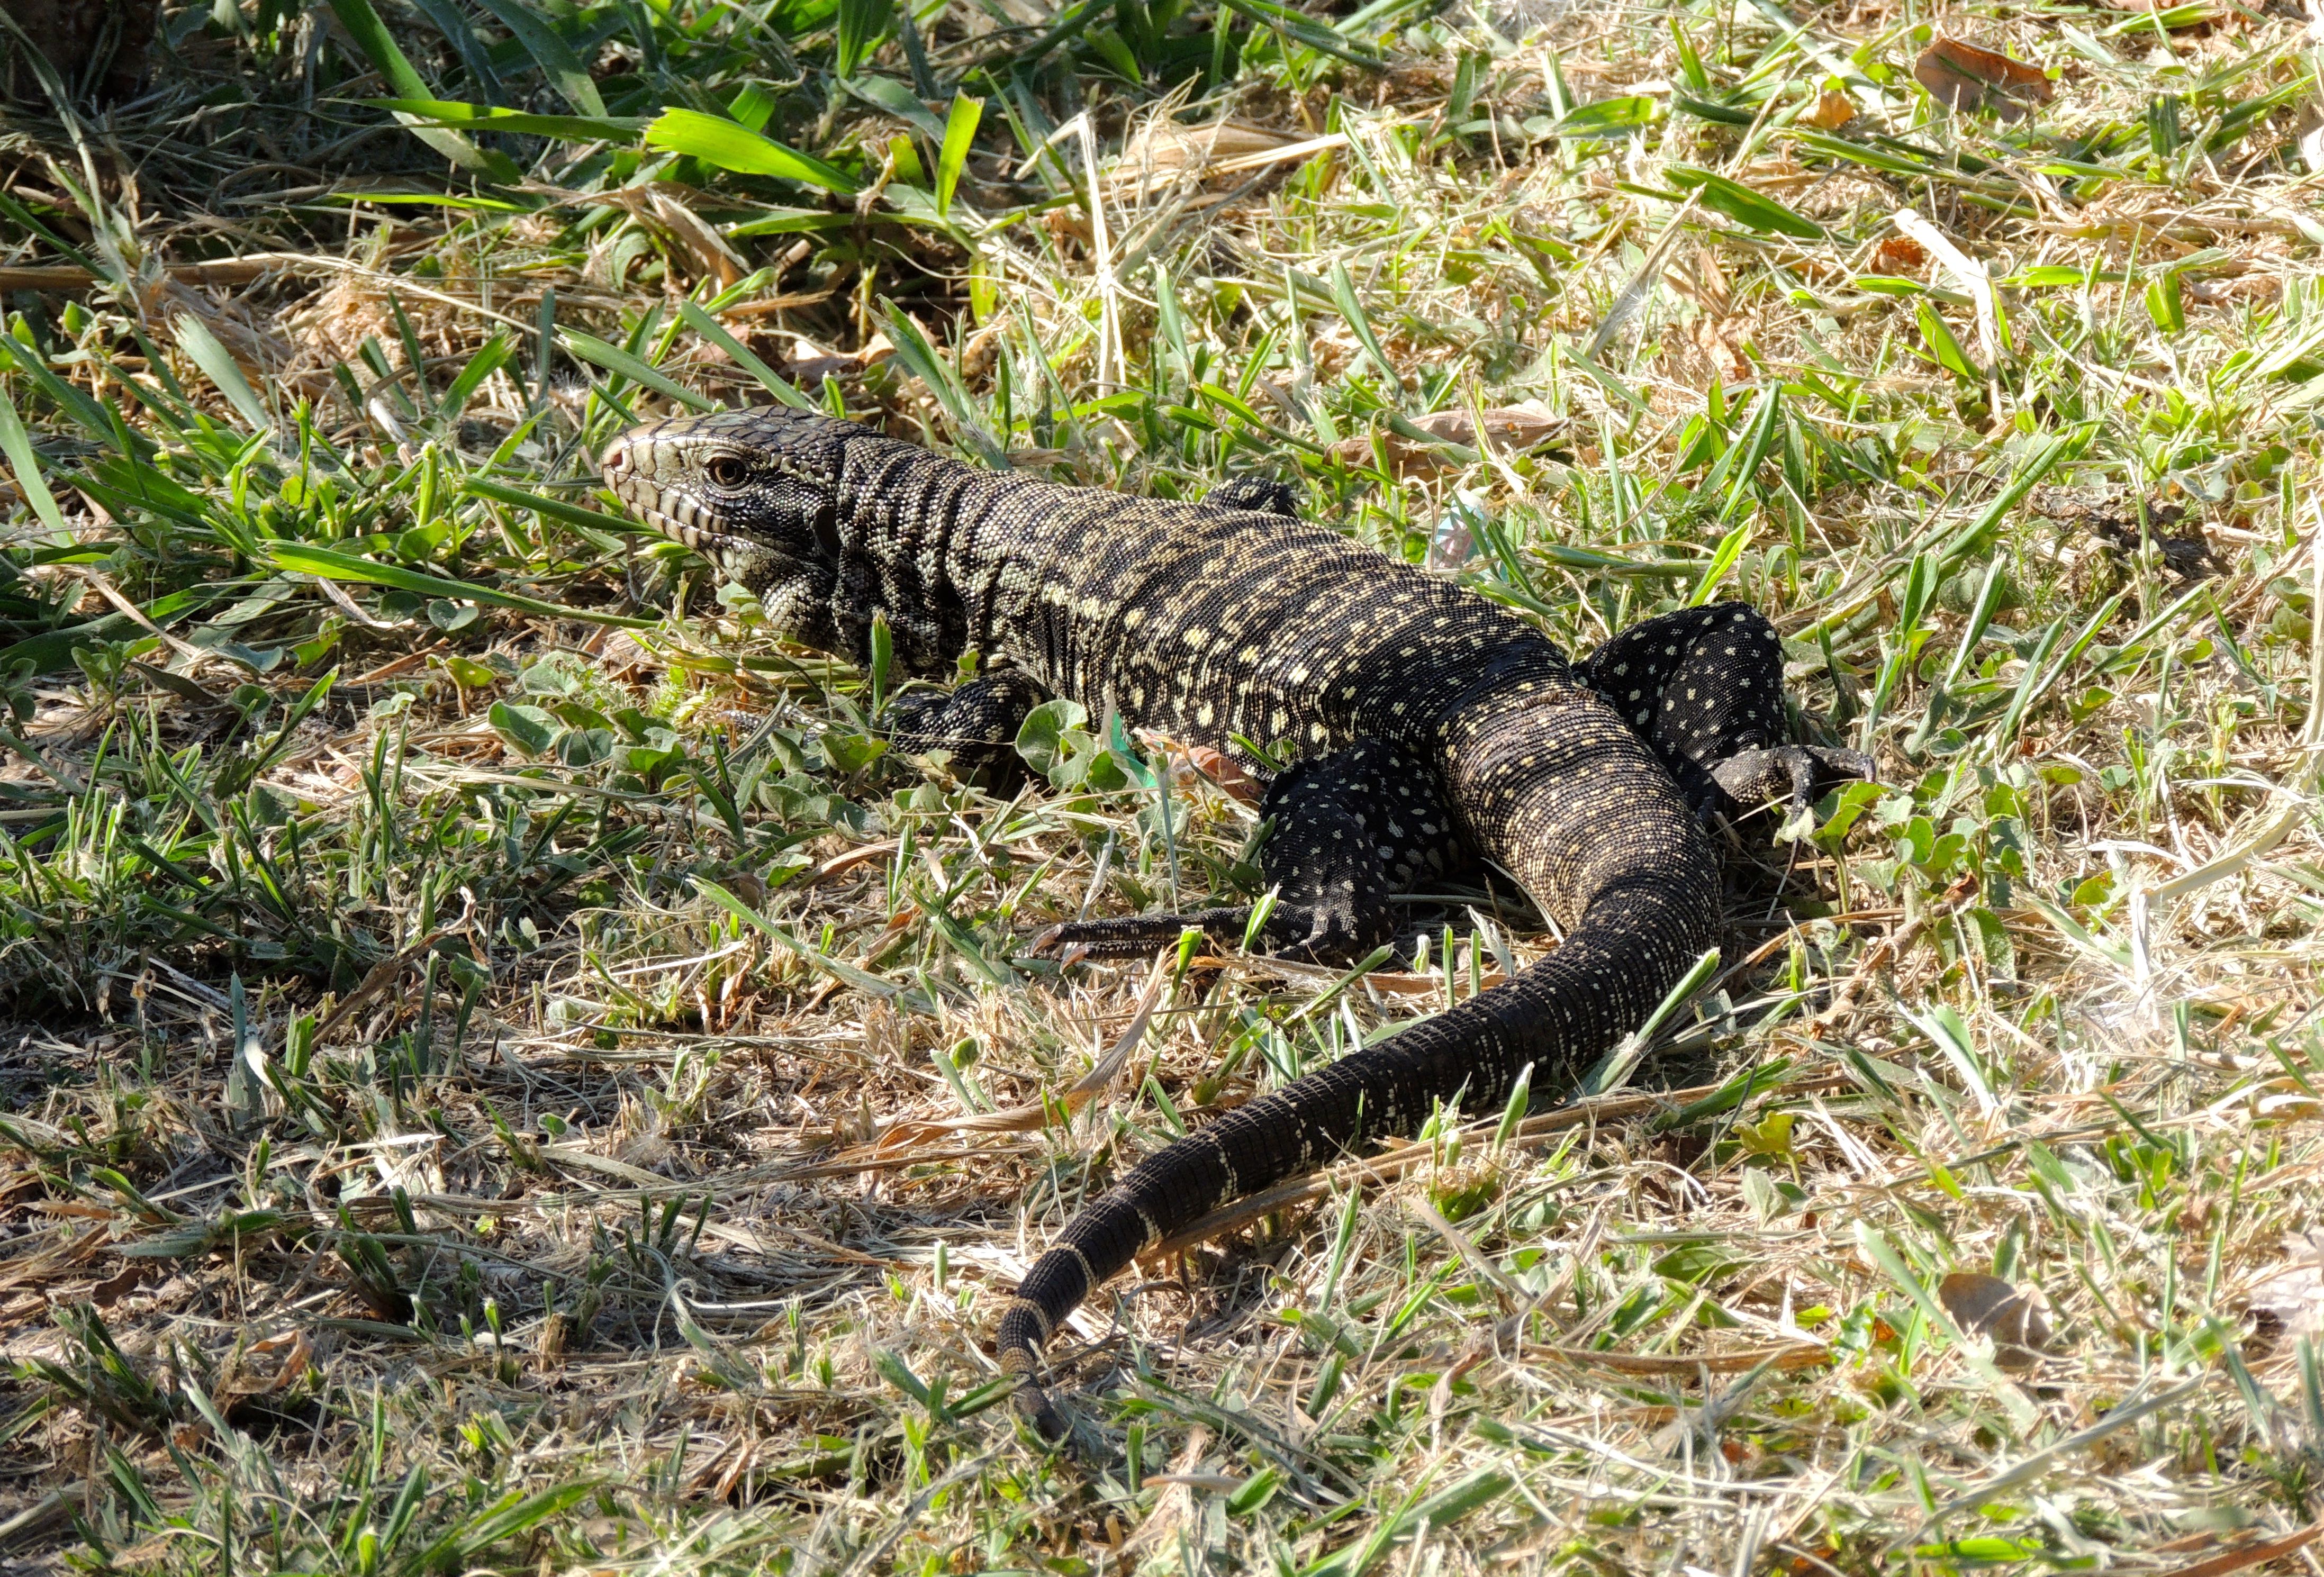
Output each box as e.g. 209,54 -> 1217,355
706,455 -> 749,488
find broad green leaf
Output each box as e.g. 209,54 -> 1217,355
2006,265 -> 2101,287
1665,165 -> 1824,239
556,328 -> 718,411
1014,698 -> 1089,778
1217,0 -> 1382,66
1330,261 -> 1397,383
1550,95 -> 1656,138
836,0 -> 895,78
845,74 -> 945,141
467,0 -> 607,117
319,190 -> 537,211
644,108 -> 862,194
488,701 -> 560,755
880,302 -> 1002,463
936,94 -> 983,217
439,333 -> 514,417
463,477 -> 637,533
1687,523 -> 1750,606
728,82 -> 777,131
374,97 -> 646,142
424,1483 -> 602,1567
1914,299 -> 1979,380
723,209 -> 860,238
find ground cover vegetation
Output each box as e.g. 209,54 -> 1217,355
1,0 -> 2322,1565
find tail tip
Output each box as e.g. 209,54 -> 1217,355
1009,1372 -> 1073,1443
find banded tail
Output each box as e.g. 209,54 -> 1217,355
995,856 -> 1715,1439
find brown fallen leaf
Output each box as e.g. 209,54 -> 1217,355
2247,1232 -> 2324,1337
1694,318 -> 1751,384
1914,37 -> 2055,121
1806,89 -> 1857,130
2147,1522 -> 2324,1577
1136,731 -> 1264,805
605,185 -> 748,289
788,329 -> 895,384
1937,1271 -> 2054,1368
1868,234 -> 1928,275
1329,403 -> 1564,476
91,1261 -> 150,1307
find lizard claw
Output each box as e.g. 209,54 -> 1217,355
1031,903 -> 1385,965
1030,909 -> 1250,960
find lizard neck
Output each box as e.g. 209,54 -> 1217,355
810,437 -> 1033,677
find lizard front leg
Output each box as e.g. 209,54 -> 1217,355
1579,604 -> 1870,826
1035,738 -> 1469,963
887,669 -> 1051,795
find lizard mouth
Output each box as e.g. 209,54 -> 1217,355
623,490 -> 756,560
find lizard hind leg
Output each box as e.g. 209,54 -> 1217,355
1034,738 -> 1467,964
887,669 -> 1051,795
1579,603 -> 1870,824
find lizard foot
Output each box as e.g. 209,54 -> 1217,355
1704,745 -> 1876,824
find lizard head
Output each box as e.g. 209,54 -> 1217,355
600,407 -> 868,648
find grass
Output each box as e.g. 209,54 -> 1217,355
1,0 -> 2322,1565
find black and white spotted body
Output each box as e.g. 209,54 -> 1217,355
600,409 -> 1865,1440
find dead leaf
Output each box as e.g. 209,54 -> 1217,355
1937,1272 -> 2053,1368
1137,730 -> 1263,805
1869,234 -> 1928,275
2247,1232 -> 2324,1337
1694,318 -> 1751,384
1113,118 -> 1300,187
789,330 -> 895,384
91,1262 -> 150,1306
2096,0 -> 2214,19
2146,1522 -> 2324,1577
1328,403 -> 1564,476
1913,38 -> 2055,121
605,185 -> 748,289
1806,90 -> 1857,130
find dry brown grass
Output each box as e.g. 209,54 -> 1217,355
3,0 -> 2324,1569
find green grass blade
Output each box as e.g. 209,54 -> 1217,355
323,0 -> 495,170
695,877 -> 903,998
0,388 -> 66,537
557,328 -> 718,411
674,301 -> 814,409
375,98 -> 647,141
644,108 -> 862,194
266,542 -> 656,628
1330,261 -> 1398,384
173,317 -> 272,430
936,94 -> 983,218
1665,165 -> 1823,239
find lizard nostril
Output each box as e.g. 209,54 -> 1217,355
603,445 -> 629,474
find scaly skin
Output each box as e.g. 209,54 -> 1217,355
602,409 -> 1744,1440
